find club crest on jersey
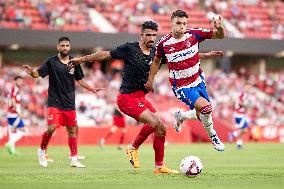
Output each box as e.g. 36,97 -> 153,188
185,41 -> 191,48
69,68 -> 74,75
48,115 -> 53,120
169,47 -> 175,53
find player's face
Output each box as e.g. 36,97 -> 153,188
141,29 -> 157,48
171,17 -> 188,36
57,40 -> 70,57
15,78 -> 23,88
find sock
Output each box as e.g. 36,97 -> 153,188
236,139 -> 243,146
132,124 -> 156,149
40,131 -> 53,150
104,132 -> 113,140
199,105 -> 216,137
181,109 -> 197,120
153,134 -> 165,167
119,133 -> 125,145
68,137 -> 78,157
8,130 -> 24,151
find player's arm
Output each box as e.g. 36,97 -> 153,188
144,56 -> 161,92
68,51 -> 112,67
199,51 -> 224,59
77,79 -> 104,94
211,16 -> 226,39
22,65 -> 40,78
10,98 -> 23,118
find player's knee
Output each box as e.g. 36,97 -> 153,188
156,123 -> 166,137
47,125 -> 56,135
200,104 -> 212,115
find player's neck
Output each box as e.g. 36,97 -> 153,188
58,54 -> 69,64
139,41 -> 151,55
172,32 -> 184,39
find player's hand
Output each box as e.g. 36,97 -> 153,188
67,57 -> 83,69
213,16 -> 223,30
144,81 -> 154,92
207,51 -> 224,57
22,65 -> 33,75
90,88 -> 104,94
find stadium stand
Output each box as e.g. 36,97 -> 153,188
0,0 -> 283,39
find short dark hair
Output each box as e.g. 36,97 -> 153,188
171,10 -> 188,20
58,36 -> 70,43
14,76 -> 23,81
141,21 -> 158,32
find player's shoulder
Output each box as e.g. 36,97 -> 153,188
157,33 -> 172,45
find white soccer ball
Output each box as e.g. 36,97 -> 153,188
180,155 -> 203,177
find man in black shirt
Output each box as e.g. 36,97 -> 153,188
68,21 -> 178,173
23,37 -> 101,168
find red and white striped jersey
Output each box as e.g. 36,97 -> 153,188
156,28 -> 213,88
7,85 -> 21,115
235,92 -> 248,114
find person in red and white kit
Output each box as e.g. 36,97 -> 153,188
5,76 -> 25,155
23,36 -> 102,168
229,82 -> 253,149
146,10 -> 226,152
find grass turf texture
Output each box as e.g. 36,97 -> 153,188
0,143 -> 283,189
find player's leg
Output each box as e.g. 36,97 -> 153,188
38,123 -> 56,167
173,109 -> 198,132
236,120 -> 249,149
65,110 -> 85,168
6,117 -> 25,155
99,126 -> 118,147
118,127 -> 126,150
194,97 -> 224,151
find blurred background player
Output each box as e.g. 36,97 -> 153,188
5,76 -> 25,155
99,70 -> 127,150
23,36 -> 102,168
229,82 -> 253,149
146,10 -> 226,152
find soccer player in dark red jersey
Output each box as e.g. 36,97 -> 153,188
145,10 -> 226,152
68,21 -> 222,173
23,37 -> 102,168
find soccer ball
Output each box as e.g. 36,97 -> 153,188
180,155 -> 203,177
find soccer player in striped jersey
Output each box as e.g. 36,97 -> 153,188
5,76 -> 25,155
145,10 -> 226,152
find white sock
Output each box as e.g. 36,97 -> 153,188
71,156 -> 78,161
236,139 -> 243,146
180,109 -> 197,120
199,113 -> 216,137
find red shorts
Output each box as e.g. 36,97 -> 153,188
113,115 -> 126,128
47,107 -> 77,127
117,90 -> 157,121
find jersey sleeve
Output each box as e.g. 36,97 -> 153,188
110,43 -> 128,59
74,64 -> 84,81
37,58 -> 50,78
155,40 -> 165,59
189,28 -> 213,42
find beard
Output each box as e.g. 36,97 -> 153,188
59,51 -> 69,57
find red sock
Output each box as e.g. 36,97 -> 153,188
132,124 -> 156,149
68,137 -> 78,157
119,133 -> 125,145
40,131 -> 52,150
105,132 -> 113,140
153,134 -> 165,167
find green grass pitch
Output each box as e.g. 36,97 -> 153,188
0,143 -> 283,189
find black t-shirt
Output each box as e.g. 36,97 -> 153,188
110,42 -> 155,94
37,55 -> 84,110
